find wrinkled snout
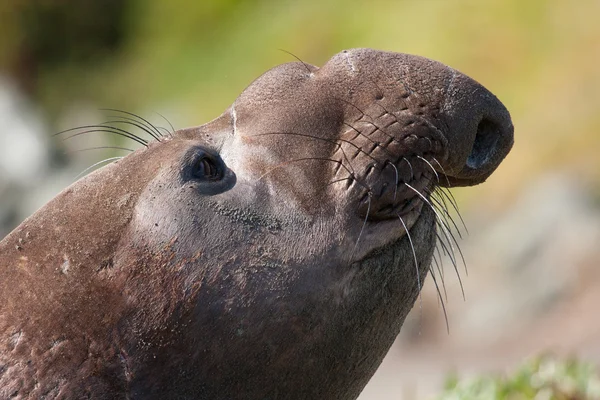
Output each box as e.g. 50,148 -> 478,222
439,70 -> 514,186
214,48 -> 514,221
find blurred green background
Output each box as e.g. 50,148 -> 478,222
1,0 -> 599,398
2,0 -> 599,203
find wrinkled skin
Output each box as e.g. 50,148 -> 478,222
0,49 -> 513,399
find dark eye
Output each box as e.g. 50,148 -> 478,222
183,147 -> 235,194
192,156 -> 222,181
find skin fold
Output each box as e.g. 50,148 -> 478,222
0,48 -> 513,399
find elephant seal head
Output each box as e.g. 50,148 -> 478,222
0,48 -> 513,399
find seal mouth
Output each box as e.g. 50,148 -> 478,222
336,111 -> 447,223
361,191 -> 425,222
356,160 -> 434,222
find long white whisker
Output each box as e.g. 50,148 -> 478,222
75,157 -> 124,181
397,214 -> 422,334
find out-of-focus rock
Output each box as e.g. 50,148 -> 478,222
459,174 -> 600,343
0,76 -> 50,237
0,78 -> 48,181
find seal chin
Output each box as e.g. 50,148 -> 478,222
354,199 -> 431,264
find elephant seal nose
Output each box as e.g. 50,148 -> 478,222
440,70 -> 514,187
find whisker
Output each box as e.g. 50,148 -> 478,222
257,157 -> 369,192
100,108 -> 164,140
327,177 -> 354,186
154,111 -> 176,135
248,132 -> 376,189
54,126 -> 148,147
402,157 -> 414,178
429,190 -> 463,239
74,157 -> 123,180
432,250 -> 448,302
101,119 -> 161,141
405,182 -> 467,286
430,157 -> 469,235
435,231 -> 465,300
374,97 -> 446,143
429,263 -> 449,334
67,146 -> 135,154
333,97 -> 397,142
430,158 -> 453,189
342,122 -> 405,168
278,49 -> 313,75
371,101 -> 446,156
435,230 -> 457,272
407,186 -> 463,272
248,131 -> 378,165
397,214 -> 422,334
342,121 -> 392,151
404,182 -> 453,238
433,210 -> 468,276
350,193 -> 372,263
154,126 -> 172,136
433,188 -> 464,238
385,161 -> 399,200
435,244 -> 445,281
436,184 -> 469,235
417,155 -> 439,182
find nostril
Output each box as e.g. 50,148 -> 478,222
441,70 -> 514,186
466,117 -> 501,170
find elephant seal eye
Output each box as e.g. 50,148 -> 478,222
193,155 -> 222,181
182,147 -> 236,194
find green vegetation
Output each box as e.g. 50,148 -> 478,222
438,356 -> 600,400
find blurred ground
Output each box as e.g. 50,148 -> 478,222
0,1 -> 599,398
361,174 -> 600,398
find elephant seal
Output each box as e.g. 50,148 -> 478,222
0,48 -> 513,399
